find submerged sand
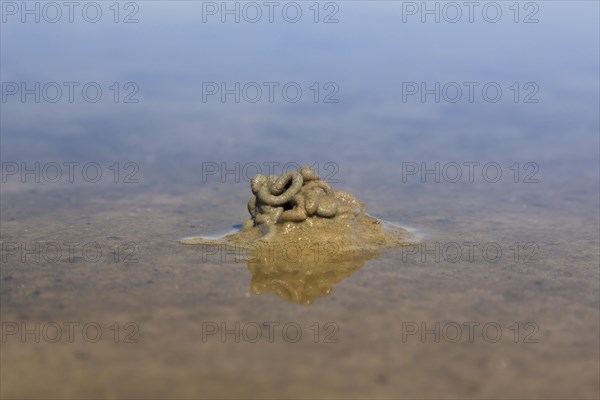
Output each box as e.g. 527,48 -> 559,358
1,170 -> 598,398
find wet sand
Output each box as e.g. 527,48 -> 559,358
1,160 -> 598,398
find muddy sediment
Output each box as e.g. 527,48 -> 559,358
181,166 -> 414,253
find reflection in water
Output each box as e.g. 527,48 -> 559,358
246,243 -> 378,305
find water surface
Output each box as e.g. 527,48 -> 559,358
1,1 -> 599,398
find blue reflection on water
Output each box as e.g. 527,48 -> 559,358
1,1 -> 598,190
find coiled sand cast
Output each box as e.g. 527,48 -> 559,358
181,166 -> 412,251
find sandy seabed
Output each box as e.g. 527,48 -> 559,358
1,170 -> 598,399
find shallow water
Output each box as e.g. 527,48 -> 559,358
1,1 -> 599,398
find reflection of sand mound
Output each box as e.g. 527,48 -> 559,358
180,166 -> 418,304
248,246 -> 377,305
